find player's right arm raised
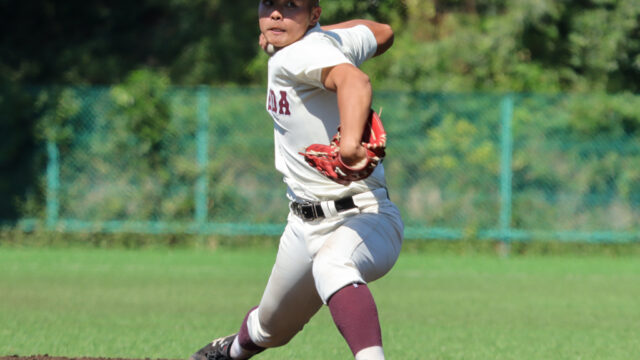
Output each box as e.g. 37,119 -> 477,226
321,20 -> 394,56
321,63 -> 372,167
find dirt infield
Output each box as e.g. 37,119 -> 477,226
1,356 -> 179,360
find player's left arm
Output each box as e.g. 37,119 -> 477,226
321,20 -> 394,57
321,63 -> 372,167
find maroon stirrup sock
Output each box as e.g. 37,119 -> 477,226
236,306 -> 266,356
327,283 -> 382,356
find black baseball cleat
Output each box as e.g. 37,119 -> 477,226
189,333 -> 237,360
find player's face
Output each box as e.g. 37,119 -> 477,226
259,0 -> 321,49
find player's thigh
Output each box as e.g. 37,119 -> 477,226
313,202 -> 403,300
348,202 -> 403,282
256,221 -> 323,344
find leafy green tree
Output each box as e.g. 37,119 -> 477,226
2,0 -> 638,91
370,0 -> 640,92
3,0 -> 640,229
0,82 -> 43,220
0,0 -> 260,85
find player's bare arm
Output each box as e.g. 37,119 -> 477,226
321,63 -> 372,168
321,20 -> 394,56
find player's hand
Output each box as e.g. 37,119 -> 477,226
259,33 -> 276,56
339,142 -> 368,169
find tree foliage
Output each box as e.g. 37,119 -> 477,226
2,0 -> 638,91
366,0 -> 640,92
1,0 -> 258,85
2,0 -> 640,226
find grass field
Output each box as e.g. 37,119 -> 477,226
1,245 -> 639,360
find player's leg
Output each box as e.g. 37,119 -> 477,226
313,200 -> 403,360
229,217 -> 324,358
328,282 -> 385,360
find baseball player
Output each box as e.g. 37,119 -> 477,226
190,0 -> 403,359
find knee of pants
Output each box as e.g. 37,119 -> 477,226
312,252 -> 364,303
248,306 -> 305,348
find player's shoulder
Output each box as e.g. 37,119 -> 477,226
306,24 -> 374,51
316,24 -> 378,66
290,26 -> 342,54
322,25 -> 373,44
275,26 -> 367,61
269,27 -> 344,69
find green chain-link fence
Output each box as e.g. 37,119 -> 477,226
9,86 -> 640,243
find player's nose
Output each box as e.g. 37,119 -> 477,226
270,9 -> 283,20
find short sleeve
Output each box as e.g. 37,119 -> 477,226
270,24 -> 378,89
280,35 -> 352,88
325,25 -> 377,67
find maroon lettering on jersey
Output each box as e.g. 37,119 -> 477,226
278,91 -> 291,115
268,90 -> 277,112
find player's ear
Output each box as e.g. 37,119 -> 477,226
310,5 -> 321,26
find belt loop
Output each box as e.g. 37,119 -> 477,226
352,188 -> 386,208
320,200 -> 339,218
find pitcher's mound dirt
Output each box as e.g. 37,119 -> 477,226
1,355 -> 179,360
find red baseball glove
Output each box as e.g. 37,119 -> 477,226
300,109 -> 386,185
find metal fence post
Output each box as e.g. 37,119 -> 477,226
46,140 -> 60,230
195,86 -> 210,226
499,95 -> 514,248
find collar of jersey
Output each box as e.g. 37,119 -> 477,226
305,23 -> 323,36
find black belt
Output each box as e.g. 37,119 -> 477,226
290,196 -> 357,221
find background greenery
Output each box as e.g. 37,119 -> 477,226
11,88 -> 638,241
2,3 -> 639,359
3,0 -> 640,91
2,0 -> 640,237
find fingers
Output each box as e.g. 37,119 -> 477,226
259,33 -> 268,49
259,33 -> 276,56
339,143 -> 368,168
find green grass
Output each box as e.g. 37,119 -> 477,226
1,246 -> 639,359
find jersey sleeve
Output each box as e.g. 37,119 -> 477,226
276,24 -> 378,89
325,25 -> 378,67
282,35 -> 352,89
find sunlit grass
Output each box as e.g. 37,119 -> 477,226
1,246 -> 639,359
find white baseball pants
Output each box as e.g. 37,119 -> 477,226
245,188 -> 404,348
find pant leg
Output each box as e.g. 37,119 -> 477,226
247,217 -> 324,348
313,200 -> 404,303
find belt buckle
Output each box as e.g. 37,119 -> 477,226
292,200 -> 318,221
290,202 -> 301,217
300,201 -> 317,221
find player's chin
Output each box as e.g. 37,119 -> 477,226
268,33 -> 288,43
269,34 -> 304,48
268,40 -> 292,49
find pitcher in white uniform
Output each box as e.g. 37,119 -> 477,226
190,1 -> 403,359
